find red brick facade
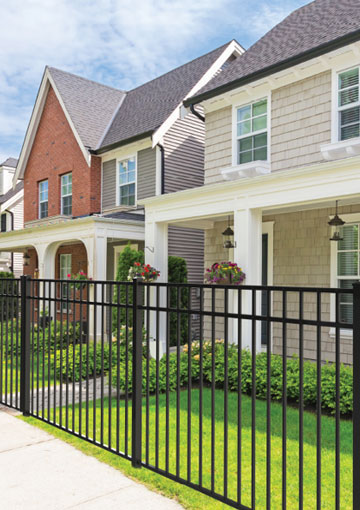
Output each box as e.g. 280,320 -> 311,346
24,86 -> 101,223
54,243 -> 88,278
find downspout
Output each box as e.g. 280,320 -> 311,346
5,209 -> 14,273
190,104 -> 205,122
157,143 -> 165,195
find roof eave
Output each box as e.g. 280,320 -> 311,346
184,27 -> 360,107
92,130 -> 155,155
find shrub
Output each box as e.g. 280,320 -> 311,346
168,256 -> 188,347
0,272 -> 17,321
110,341 -> 353,416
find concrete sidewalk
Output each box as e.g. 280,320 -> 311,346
0,408 -> 183,509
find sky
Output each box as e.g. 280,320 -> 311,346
0,0 -> 308,165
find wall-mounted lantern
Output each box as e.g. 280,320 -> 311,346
329,200 -> 345,241
23,251 -> 30,266
222,216 -> 236,249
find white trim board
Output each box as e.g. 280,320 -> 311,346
151,40 -> 244,148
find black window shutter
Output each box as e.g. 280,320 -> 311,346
1,214 -> 6,232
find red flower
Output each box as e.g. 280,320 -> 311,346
135,262 -> 141,267
67,274 -> 71,278
145,268 -> 149,273
141,272 -> 145,276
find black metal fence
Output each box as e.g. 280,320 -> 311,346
0,276 -> 359,510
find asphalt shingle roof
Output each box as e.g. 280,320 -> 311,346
99,42 -> 231,149
0,157 -> 18,168
102,211 -> 145,222
0,181 -> 23,205
190,0 -> 360,102
47,67 -> 126,150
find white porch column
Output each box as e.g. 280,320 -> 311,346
145,220 -> 168,357
82,233 -> 107,341
233,208 -> 263,351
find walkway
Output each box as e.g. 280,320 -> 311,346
0,407 -> 183,509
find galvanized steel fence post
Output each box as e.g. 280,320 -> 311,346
353,282 -> 360,510
20,275 -> 31,416
132,278 -> 143,468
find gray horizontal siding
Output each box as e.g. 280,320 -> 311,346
168,226 -> 204,284
137,147 -> 156,200
164,109 -> 205,194
102,159 -> 116,210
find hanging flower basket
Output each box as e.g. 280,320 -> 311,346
128,262 -> 160,282
67,271 -> 93,291
204,262 -> 245,285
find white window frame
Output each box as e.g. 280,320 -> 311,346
39,179 -> 48,219
336,65 -> 360,142
330,212 -> 360,337
61,173 -> 72,216
116,155 -> 137,207
59,253 -> 72,310
232,95 -> 270,167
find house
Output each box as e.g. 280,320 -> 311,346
140,0 -> 360,364
0,41 -> 243,288
0,158 -> 23,275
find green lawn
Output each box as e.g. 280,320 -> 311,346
2,355 -> 54,399
21,388 -> 352,510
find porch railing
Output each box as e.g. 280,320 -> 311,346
0,276 -> 359,510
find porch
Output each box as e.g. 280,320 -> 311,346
141,157 -> 360,364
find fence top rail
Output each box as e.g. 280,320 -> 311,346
26,277 -> 354,294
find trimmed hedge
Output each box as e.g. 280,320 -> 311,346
110,341 -> 353,416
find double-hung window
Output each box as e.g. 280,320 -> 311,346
118,157 -> 136,206
338,67 -> 360,141
61,173 -> 72,216
337,223 -> 360,324
39,180 -> 48,219
236,98 -> 268,164
59,253 -> 72,304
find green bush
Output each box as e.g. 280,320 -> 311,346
55,327 -> 147,382
168,256 -> 188,347
110,340 -> 353,416
112,244 -> 144,331
0,272 -> 17,321
3,320 -> 83,356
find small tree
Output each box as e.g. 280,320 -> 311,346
112,245 -> 144,332
168,256 -> 188,346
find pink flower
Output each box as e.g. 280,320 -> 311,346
67,274 -> 71,278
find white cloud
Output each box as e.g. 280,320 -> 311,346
0,0 -> 305,159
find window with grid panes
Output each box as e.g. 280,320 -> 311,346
118,157 -> 136,206
61,173 -> 72,215
39,180 -> 48,219
236,98 -> 267,165
59,253 -> 72,306
338,68 -> 360,141
337,224 -> 360,324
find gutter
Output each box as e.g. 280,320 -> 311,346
184,27 -> 360,106
190,104 -> 205,122
92,130 -> 155,155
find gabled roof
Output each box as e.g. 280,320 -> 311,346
98,41 -> 241,151
14,40 -> 242,183
47,67 -> 126,150
185,0 -> 360,105
0,181 -> 23,205
0,157 -> 18,168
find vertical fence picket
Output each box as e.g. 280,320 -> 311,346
353,283 -> 360,510
20,275 -> 30,416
